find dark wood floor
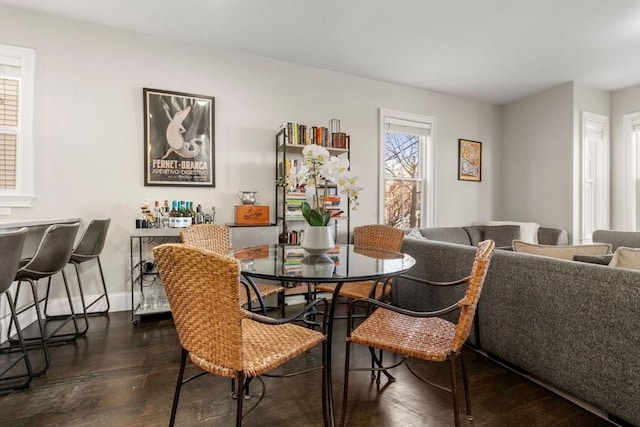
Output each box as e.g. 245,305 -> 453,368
0,309 -> 617,426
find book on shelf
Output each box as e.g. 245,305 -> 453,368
280,122 -> 347,149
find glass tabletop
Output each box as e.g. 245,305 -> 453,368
230,244 -> 415,283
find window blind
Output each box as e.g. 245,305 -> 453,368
0,77 -> 19,189
385,117 -> 431,137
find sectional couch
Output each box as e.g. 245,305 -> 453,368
393,228 -> 639,426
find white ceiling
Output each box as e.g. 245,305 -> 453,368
3,0 -> 640,105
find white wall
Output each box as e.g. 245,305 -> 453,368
610,83 -> 640,230
500,83 -> 574,238
0,6 -> 501,309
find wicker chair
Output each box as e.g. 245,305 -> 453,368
180,224 -> 283,314
153,243 -> 328,426
316,224 -> 405,300
340,239 -> 495,427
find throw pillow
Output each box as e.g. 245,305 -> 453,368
513,240 -> 612,261
572,254 -> 614,265
487,221 -> 540,244
405,228 -> 425,239
609,246 -> 640,270
482,225 -> 520,248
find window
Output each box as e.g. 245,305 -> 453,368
623,111 -> 640,230
580,111 -> 609,243
0,44 -> 35,212
379,109 -> 435,228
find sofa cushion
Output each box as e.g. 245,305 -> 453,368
609,246 -> 640,270
483,225 -> 520,248
405,228 -> 426,239
572,254 -> 613,265
592,230 -> 640,251
488,221 -> 540,244
513,240 -> 612,260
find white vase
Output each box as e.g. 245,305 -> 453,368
301,225 -> 335,255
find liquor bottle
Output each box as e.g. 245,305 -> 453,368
188,201 -> 196,222
195,204 -> 205,224
153,200 -> 162,228
169,201 -> 179,228
181,201 -> 192,227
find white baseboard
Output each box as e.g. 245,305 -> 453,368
0,291 -> 133,344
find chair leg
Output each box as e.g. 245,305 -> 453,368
340,339 -> 353,427
7,279 -> 51,377
61,269 -> 87,336
235,371 -> 245,427
460,351 -> 473,421
0,292 -> 34,392
170,348 -> 188,427
84,257 -> 111,314
44,269 -> 88,337
449,356 -> 461,427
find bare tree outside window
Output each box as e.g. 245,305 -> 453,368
384,132 -> 422,228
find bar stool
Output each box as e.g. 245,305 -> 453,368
7,222 -> 80,376
44,219 -> 111,331
0,227 -> 33,391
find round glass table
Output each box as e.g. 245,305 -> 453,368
230,243 -> 416,426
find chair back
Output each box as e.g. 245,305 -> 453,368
71,219 -> 111,262
0,227 -> 28,293
353,224 -> 404,252
17,222 -> 80,279
451,239 -> 495,352
180,224 -> 231,255
153,243 -> 243,374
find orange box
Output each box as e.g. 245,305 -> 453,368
235,205 -> 270,225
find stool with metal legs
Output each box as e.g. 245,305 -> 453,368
7,222 -> 80,376
0,227 -> 33,391
44,219 -> 111,333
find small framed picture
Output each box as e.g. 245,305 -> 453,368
143,88 -> 215,187
458,139 -> 482,182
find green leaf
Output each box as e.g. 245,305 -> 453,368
301,201 -> 330,226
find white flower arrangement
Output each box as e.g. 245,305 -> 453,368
285,145 -> 361,226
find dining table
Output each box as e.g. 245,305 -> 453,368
230,243 -> 416,426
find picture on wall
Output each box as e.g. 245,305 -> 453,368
143,88 -> 215,186
458,139 -> 482,182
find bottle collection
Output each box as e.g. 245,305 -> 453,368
136,199 -> 216,228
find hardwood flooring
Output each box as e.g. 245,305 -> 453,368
0,310 -> 618,426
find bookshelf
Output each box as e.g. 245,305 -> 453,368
275,122 -> 351,246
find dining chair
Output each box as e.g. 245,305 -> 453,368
7,222 -> 80,376
340,239 -> 495,427
180,224 -> 284,315
316,224 -> 405,301
0,227 -> 33,391
153,243 -> 329,426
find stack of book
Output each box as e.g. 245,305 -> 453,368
285,191 -> 306,219
280,122 -> 349,149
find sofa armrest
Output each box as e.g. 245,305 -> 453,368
537,227 -> 568,245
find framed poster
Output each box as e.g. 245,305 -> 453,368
458,139 -> 482,182
143,88 -> 215,186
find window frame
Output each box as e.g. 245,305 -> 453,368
623,111 -> 640,230
579,111 -> 609,243
378,108 -> 436,228
0,44 -> 35,212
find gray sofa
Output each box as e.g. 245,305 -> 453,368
414,225 -> 568,247
394,234 -> 639,426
